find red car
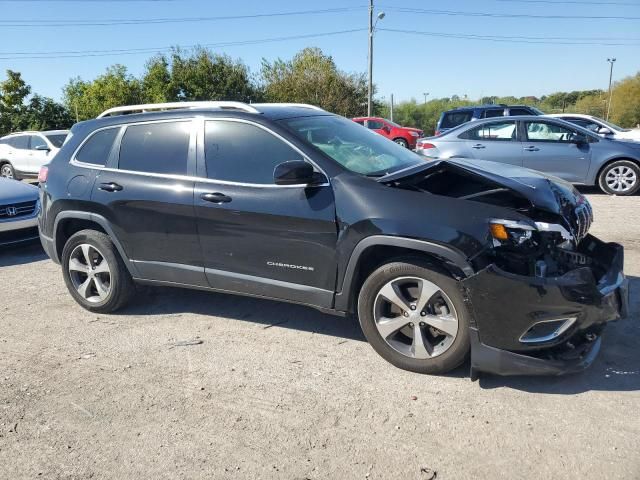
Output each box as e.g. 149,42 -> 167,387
352,117 -> 423,149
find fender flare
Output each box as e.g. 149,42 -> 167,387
333,235 -> 474,312
52,211 -> 140,277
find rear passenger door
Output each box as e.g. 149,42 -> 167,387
458,120 -> 523,166
89,119 -> 206,286
193,119 -> 338,308
27,135 -> 51,173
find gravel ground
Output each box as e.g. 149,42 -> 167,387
1,189 -> 639,480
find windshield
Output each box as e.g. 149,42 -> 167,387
280,115 -> 422,176
595,117 -> 626,132
529,107 -> 545,115
44,133 -> 68,148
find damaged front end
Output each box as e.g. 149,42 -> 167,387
379,159 -> 629,377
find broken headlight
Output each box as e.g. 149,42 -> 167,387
489,220 -> 536,247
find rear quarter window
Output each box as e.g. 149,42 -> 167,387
440,112 -> 473,129
75,128 -> 120,166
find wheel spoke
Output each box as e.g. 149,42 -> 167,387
422,313 -> 458,337
416,279 -> 440,312
93,277 -> 109,299
77,277 -> 93,299
378,282 -> 410,312
93,259 -> 110,274
69,258 -> 90,273
412,323 -> 431,359
377,316 -> 411,339
80,244 -> 93,267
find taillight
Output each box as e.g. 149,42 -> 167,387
419,143 -> 436,149
38,166 -> 48,183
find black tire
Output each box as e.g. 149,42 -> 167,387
0,162 -> 16,179
597,160 -> 640,196
357,260 -> 470,374
61,229 -> 134,313
393,138 -> 409,148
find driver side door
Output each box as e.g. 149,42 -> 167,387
367,119 -> 391,139
27,135 -> 52,173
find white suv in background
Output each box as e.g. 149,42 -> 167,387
548,114 -> 640,142
0,130 -> 69,180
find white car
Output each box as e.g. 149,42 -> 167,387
548,114 -> 640,142
0,130 -> 69,180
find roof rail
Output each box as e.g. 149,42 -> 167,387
97,101 -> 260,118
252,103 -> 325,111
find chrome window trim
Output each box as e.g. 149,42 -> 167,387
69,116 -> 330,189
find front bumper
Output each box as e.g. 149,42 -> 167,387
463,235 -> 629,378
0,214 -> 39,246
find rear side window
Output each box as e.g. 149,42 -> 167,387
367,120 -> 384,129
204,120 -> 302,184
8,136 -> 29,149
460,121 -> 517,141
482,109 -> 505,118
30,135 -> 48,150
353,120 -> 365,126
440,112 -> 473,129
119,121 -> 191,175
75,128 -> 119,166
508,108 -> 533,116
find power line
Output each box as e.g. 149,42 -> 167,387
496,0 -> 640,6
0,29 -> 367,60
380,28 -> 640,45
379,6 -> 640,20
0,6 -> 366,27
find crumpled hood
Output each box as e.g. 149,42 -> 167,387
378,158 -> 586,217
0,178 -> 39,205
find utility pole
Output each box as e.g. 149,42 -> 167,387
390,93 -> 394,122
606,57 -> 616,121
367,0 -> 374,117
423,92 -> 429,104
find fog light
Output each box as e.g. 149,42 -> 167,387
489,223 -> 509,241
519,317 -> 577,344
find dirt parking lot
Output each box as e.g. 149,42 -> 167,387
1,189 -> 639,480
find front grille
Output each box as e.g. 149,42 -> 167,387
0,200 -> 38,219
573,200 -> 593,242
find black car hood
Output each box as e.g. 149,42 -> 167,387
378,158 -> 585,217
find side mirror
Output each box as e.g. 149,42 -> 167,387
274,160 -> 324,186
34,145 -> 51,152
597,127 -> 612,135
572,133 -> 588,145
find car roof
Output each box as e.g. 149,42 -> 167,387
445,104 -> 534,113
547,113 -> 596,120
438,114 -> 596,137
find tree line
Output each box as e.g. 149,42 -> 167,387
0,46 -> 638,136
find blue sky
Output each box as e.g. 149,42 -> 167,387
1,0 -> 638,104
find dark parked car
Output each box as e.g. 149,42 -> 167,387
38,101 -> 628,378
436,104 -> 543,136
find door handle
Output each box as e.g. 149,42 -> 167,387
98,182 -> 123,192
471,144 -> 486,149
201,192 -> 232,204
524,146 -> 540,152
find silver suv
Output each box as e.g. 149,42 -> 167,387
0,130 -> 69,180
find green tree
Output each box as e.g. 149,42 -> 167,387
261,47 -> 367,117
0,70 -> 32,133
63,65 -> 142,120
574,94 -> 607,118
22,95 -> 73,131
610,73 -> 640,128
141,54 -> 175,103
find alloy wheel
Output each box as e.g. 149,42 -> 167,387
605,165 -> 637,193
68,244 -> 112,303
372,276 -> 458,359
1,164 -> 14,179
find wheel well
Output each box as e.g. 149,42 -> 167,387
392,137 -> 408,143
345,245 -> 464,313
595,158 -> 640,184
55,218 -> 107,259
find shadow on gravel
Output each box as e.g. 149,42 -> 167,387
0,241 -> 46,267
479,276 -> 640,394
118,285 -> 367,342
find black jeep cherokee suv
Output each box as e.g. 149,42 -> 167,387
38,101 -> 628,378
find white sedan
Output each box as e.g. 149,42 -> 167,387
547,114 -> 640,142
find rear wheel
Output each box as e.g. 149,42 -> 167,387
61,229 -> 134,313
598,160 -> 640,196
0,162 -> 15,179
393,138 -> 409,148
358,260 -> 470,374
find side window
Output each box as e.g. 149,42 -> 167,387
119,121 -> 191,175
30,135 -> 48,150
354,120 -> 365,126
9,136 -> 29,149
204,120 -> 303,184
440,112 -> 473,129
526,122 -> 577,143
482,109 -> 505,119
75,128 -> 120,166
367,120 -> 384,130
569,119 -> 600,133
460,121 -> 517,141
508,108 -> 532,116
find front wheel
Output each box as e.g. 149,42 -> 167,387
0,162 -> 16,179
393,138 -> 409,148
598,160 -> 640,196
357,260 -> 470,374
